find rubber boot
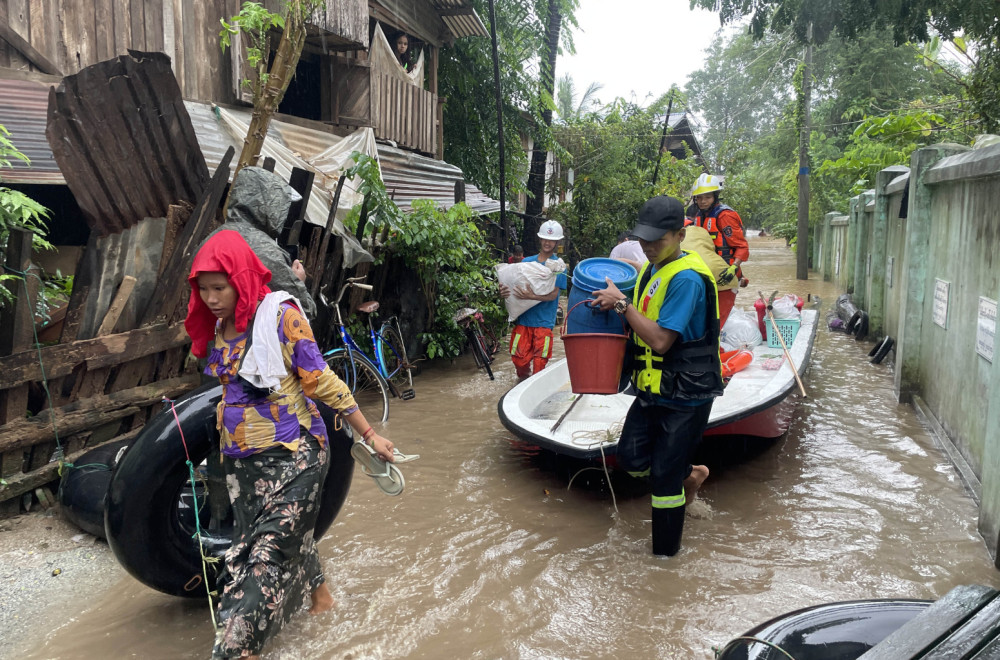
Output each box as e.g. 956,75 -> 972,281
651,505 -> 686,556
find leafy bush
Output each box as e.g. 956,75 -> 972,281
1,126 -> 53,309
342,153 -> 504,360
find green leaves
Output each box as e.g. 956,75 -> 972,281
0,125 -> 53,308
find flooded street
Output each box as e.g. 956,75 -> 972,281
20,238 -> 1000,659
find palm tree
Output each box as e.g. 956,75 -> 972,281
556,74 -> 603,122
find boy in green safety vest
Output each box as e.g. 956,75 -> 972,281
592,195 -> 724,556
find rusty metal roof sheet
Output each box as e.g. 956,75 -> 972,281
45,52 -> 210,235
0,78 -> 62,185
377,142 -> 500,215
1,77 -> 499,220
430,0 -> 489,38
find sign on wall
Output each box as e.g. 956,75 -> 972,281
977,297 -> 997,362
933,279 -> 950,329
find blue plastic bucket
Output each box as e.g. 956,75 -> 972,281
566,258 -> 637,335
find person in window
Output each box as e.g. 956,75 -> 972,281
394,32 -> 411,71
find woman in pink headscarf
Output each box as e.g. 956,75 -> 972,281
186,230 -> 394,659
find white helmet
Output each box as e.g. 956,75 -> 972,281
691,173 -> 723,197
537,219 -> 564,240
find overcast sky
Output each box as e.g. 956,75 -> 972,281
557,1 -> 732,108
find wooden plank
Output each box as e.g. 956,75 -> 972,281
4,0 -> 29,70
0,12 -> 63,75
0,229 -> 37,515
0,374 -> 200,453
859,585 -> 998,659
145,0 -> 164,52
921,594 -> 1000,658
112,0 -> 133,57
140,145 -> 234,326
0,427 -> 143,504
94,0 -> 114,61
0,2 -> 10,68
29,0 -> 62,76
0,322 -> 190,389
130,0 -> 146,50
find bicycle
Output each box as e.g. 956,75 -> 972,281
454,307 -> 500,380
320,277 -> 415,424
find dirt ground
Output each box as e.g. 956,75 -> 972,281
0,507 -> 123,659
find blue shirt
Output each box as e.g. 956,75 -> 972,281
641,264 -> 708,407
514,254 -> 568,329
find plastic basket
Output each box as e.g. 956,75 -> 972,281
766,317 -> 800,348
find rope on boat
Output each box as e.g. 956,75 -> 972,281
163,396 -> 220,629
566,417 -> 625,514
713,636 -> 797,659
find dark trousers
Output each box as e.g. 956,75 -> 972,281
618,398 -> 713,555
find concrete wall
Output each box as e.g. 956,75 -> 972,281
815,143 -> 1000,563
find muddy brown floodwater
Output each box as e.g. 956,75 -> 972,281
16,237 -> 1000,659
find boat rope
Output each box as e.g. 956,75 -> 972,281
566,417 -> 625,514
713,636 -> 797,659
163,396 -> 220,629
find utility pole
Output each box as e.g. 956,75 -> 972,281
651,92 -> 675,189
487,0 -> 508,251
796,22 -> 812,280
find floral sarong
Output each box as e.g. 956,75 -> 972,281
212,432 -> 329,659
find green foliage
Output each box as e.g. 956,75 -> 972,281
219,2 -> 284,91
438,0 -> 579,201
548,95 -> 703,263
387,200 -> 503,360
1,126 -> 53,308
342,152 -> 405,233
817,107 -> 952,194
340,153 -> 503,360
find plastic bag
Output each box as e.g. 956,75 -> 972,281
771,294 -> 802,319
496,261 -> 559,322
720,307 -> 762,350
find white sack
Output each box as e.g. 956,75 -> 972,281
720,307 -> 762,350
496,261 -> 561,322
771,294 -> 801,319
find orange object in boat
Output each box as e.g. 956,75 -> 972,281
721,349 -> 753,378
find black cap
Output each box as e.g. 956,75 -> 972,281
631,196 -> 685,241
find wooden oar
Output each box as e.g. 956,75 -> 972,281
758,291 -> 808,398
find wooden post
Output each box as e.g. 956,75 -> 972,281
0,229 -> 39,515
796,23 -> 813,281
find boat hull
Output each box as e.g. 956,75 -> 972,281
498,309 -> 818,462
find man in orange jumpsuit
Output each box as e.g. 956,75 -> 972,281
499,220 -> 567,379
689,173 -> 749,329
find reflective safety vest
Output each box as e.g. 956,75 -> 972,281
628,253 -> 724,401
693,204 -> 741,264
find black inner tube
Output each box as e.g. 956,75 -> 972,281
105,384 -> 354,598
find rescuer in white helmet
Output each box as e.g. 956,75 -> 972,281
689,173 -> 749,328
498,220 -> 567,379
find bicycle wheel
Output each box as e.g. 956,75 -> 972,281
325,351 -> 390,423
469,326 -> 495,380
377,323 -> 413,390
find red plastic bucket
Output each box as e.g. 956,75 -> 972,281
561,299 -> 628,395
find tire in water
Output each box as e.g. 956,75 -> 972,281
58,438 -> 131,539
105,383 -> 354,598
870,336 -> 894,364
853,311 -> 869,341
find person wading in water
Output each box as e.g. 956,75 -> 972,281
186,230 -> 396,659
592,196 -> 723,556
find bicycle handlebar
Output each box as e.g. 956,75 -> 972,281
354,283 -> 373,291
